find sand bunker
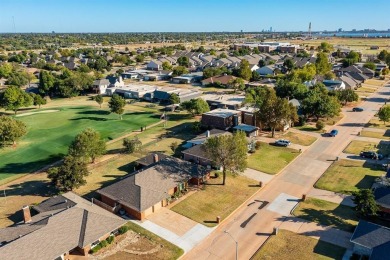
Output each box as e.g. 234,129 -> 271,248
15,110 -> 60,117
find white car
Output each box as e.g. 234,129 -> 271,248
275,139 -> 291,147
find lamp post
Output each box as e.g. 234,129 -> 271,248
224,230 -> 238,260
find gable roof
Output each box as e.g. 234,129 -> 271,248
351,220 -> 390,249
0,192 -> 125,260
202,75 -> 239,85
182,144 -> 209,161
135,152 -> 168,167
187,129 -> 231,146
98,156 -> 206,212
374,187 -> 390,209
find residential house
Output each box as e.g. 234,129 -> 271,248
153,87 -> 202,104
340,65 -> 375,79
110,84 -> 158,99
184,129 -> 230,148
256,65 -> 276,76
350,220 -> 390,259
107,76 -> 125,88
232,124 -> 258,137
92,79 -> 110,94
0,192 -> 126,260
171,72 -> 203,84
201,75 -> 244,87
146,60 -> 163,71
97,155 -> 208,220
374,187 -> 390,215
202,93 -> 246,110
339,75 -> 360,89
322,79 -> 346,91
201,108 -> 242,130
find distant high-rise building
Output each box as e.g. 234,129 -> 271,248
241,29 -> 243,33
270,26 -> 272,32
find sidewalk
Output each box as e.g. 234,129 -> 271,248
241,168 -> 274,184
279,216 -> 354,249
308,188 -> 355,207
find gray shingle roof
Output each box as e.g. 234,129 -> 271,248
374,187 -> 390,208
351,220 -> 390,249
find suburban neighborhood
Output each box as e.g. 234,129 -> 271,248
1,1 -> 390,260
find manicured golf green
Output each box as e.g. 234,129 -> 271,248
0,106 -> 160,182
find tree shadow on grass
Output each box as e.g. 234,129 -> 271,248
0,153 -> 64,175
77,110 -> 110,115
313,240 -> 346,259
70,116 -> 109,121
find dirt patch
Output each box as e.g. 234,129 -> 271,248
15,109 -> 60,117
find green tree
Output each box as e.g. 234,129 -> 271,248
31,93 -> 47,108
68,128 -> 106,163
0,115 -> 27,146
378,105 -> 390,125
177,56 -> 190,67
94,94 -> 104,108
324,71 -> 336,80
0,63 -> 13,78
352,189 -> 379,217
108,94 -> 126,120
172,66 -> 189,76
315,52 -> 332,75
209,49 -> 216,55
6,71 -> 29,87
162,61 -> 173,70
238,59 -> 252,80
342,51 -> 360,67
336,89 -> 359,105
180,98 -> 210,117
38,70 -> 56,96
288,64 -> 316,83
228,77 -> 246,92
0,86 -> 33,114
203,131 -> 248,185
283,58 -> 295,72
318,42 -> 333,52
123,137 -> 142,153
169,93 -> 180,104
219,53 -> 227,59
363,62 -> 376,70
275,80 -> 308,100
378,50 -> 389,61
47,155 -> 89,191
170,141 -> 178,153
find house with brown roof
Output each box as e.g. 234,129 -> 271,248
201,108 -> 242,130
0,192 -> 126,260
97,155 -> 208,220
201,75 -> 246,87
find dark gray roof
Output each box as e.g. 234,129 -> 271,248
33,195 -> 76,213
135,152 -> 168,167
182,144 -> 209,160
351,220 -> 390,249
98,156 -> 206,211
374,187 -> 390,208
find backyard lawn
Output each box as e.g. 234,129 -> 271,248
252,229 -> 345,260
315,159 -> 384,194
282,131 -> 317,146
344,140 -> 390,156
0,106 -> 160,182
293,198 -> 358,232
171,173 -> 259,227
247,142 -> 299,174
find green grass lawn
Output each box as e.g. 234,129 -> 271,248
293,198 -> 358,232
344,140 -> 390,156
247,142 -> 299,174
0,106 -> 160,182
360,130 -> 390,140
366,117 -> 390,130
282,132 -> 317,146
171,173 -> 259,227
315,159 -> 384,194
252,229 -> 345,260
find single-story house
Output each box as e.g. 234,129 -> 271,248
111,84 -> 158,99
153,87 -> 202,104
93,79 -> 110,94
374,187 -> 390,214
339,75 -> 360,89
201,108 -> 242,130
107,76 -> 125,88
322,79 -> 346,91
238,106 -> 257,126
201,93 -> 246,110
182,144 -> 214,167
256,65 -> 276,76
135,152 -> 168,168
201,75 -> 244,87
350,220 -> 390,259
184,129 -> 229,148
146,60 -> 163,71
0,192 -> 126,259
143,71 -> 172,81
232,124 -> 258,137
97,155 -> 208,220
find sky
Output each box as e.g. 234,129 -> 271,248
1,0 -> 390,33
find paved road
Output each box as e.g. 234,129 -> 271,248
183,84 -> 389,260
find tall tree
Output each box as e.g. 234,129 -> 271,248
169,93 -> 180,105
177,56 -> 190,67
203,131 -> 248,185
275,80 -> 308,100
0,86 -> 33,114
318,42 -> 333,52
378,105 -> 390,125
31,93 -> 47,108
123,137 -> 142,153
336,89 -> 359,105
352,189 -> 379,217
47,155 -> 89,191
0,115 -> 27,146
68,128 -> 106,163
172,66 -> 188,76
108,94 -> 126,120
38,70 -> 56,96
315,52 -> 332,75
180,98 -> 210,117
94,94 -> 104,108
228,77 -> 245,92
238,59 -> 252,80
162,61 -> 173,70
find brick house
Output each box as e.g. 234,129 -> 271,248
201,108 -> 242,130
0,192 -> 126,260
97,155 -> 208,220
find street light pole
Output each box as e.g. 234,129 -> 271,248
224,230 -> 238,260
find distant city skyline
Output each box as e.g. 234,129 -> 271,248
1,0 -> 389,33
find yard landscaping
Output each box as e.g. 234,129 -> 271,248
360,130 -> 390,141
293,198 -> 358,232
247,142 -> 299,174
171,172 -> 259,227
366,116 -> 390,130
282,131 -> 317,146
0,106 -> 160,183
343,140 -> 390,156
252,229 -> 345,260
315,159 -> 384,194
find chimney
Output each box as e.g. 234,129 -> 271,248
153,154 -> 159,163
22,205 -> 32,223
206,130 -> 210,138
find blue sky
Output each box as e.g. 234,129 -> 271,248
1,0 -> 389,33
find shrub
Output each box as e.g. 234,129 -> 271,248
316,121 -> 325,130
255,141 -> 261,150
90,244 -> 102,254
106,235 -> 114,244
298,116 -> 306,126
100,240 -> 108,248
118,225 -> 129,235
214,172 -> 220,178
